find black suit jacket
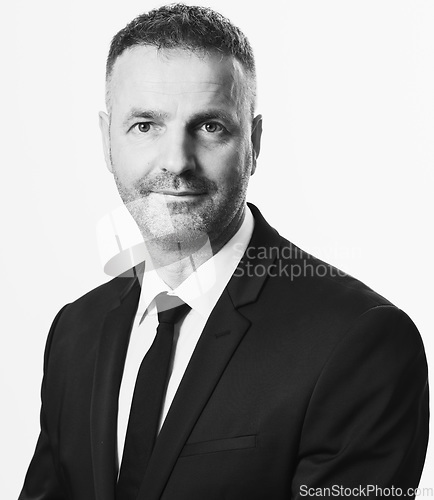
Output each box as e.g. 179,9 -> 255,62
19,205 -> 429,499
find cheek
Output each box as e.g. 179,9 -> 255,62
199,141 -> 250,178
111,139 -> 153,184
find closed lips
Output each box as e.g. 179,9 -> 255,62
153,190 -> 206,195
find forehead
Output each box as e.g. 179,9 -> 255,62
109,46 -> 248,113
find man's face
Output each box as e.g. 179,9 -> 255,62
100,46 -> 262,250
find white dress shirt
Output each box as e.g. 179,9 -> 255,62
117,206 -> 254,464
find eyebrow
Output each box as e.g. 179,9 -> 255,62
189,110 -> 237,125
123,108 -> 170,127
122,108 -> 238,128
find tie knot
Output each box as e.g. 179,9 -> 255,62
155,293 -> 191,325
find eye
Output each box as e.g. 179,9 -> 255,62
134,122 -> 152,133
202,122 -> 224,133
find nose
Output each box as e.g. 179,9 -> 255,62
158,127 -> 196,175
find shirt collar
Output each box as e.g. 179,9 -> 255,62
137,205 -> 255,319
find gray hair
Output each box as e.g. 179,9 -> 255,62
105,3 -> 257,116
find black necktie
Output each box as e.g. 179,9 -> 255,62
116,293 -> 190,500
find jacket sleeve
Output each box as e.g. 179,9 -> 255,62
18,306 -> 69,500
291,305 -> 429,499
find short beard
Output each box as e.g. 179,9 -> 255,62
113,151 -> 252,253
114,170 -> 218,248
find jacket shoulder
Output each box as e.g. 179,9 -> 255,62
277,234 -> 394,312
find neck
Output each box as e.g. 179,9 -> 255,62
142,206 -> 246,289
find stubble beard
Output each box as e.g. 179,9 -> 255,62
113,158 -> 252,253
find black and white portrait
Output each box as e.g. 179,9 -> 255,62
2,1 -> 433,498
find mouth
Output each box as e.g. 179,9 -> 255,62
152,190 -> 207,197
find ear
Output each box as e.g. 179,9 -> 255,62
250,114 -> 262,175
99,111 -> 113,173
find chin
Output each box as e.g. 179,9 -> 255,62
137,212 -> 212,247
126,195 -> 240,250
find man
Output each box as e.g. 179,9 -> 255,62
19,4 -> 428,500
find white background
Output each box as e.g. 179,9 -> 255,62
2,0 -> 433,496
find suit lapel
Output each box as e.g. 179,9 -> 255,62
90,277 -> 140,500
227,203 -> 283,308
